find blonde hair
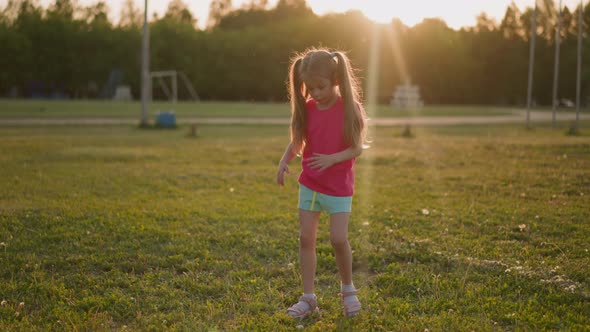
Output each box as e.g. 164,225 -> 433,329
288,48 -> 367,155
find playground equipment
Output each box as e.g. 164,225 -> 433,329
390,83 -> 424,108
100,69 -> 123,99
113,86 -> 132,101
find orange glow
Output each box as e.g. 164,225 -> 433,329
307,0 -> 427,26
305,0 -> 583,29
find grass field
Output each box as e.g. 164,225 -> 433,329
0,121 -> 589,330
0,99 -> 526,119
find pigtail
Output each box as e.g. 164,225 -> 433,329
288,57 -> 307,155
333,51 -> 367,149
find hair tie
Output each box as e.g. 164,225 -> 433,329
330,52 -> 338,58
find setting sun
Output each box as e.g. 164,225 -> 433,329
306,0 -> 583,29
23,0 -> 587,30
306,0 -> 504,28
307,0 -> 429,26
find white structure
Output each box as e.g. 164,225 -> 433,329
390,84 -> 424,108
151,70 -> 199,103
113,85 -> 132,101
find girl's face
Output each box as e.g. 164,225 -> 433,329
304,76 -> 338,109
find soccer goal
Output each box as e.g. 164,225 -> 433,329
150,70 -> 199,102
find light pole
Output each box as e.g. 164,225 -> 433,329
552,0 -> 562,127
526,1 -> 538,129
575,0 -> 584,131
140,0 -> 150,127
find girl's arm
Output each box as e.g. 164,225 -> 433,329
277,143 -> 296,186
307,145 -> 363,172
279,142 -> 297,165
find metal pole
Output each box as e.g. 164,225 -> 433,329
172,71 -> 178,104
527,1 -> 538,128
140,0 -> 150,127
576,0 -> 583,130
552,0 -> 562,127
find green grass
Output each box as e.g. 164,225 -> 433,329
0,123 -> 589,330
0,99 -> 525,119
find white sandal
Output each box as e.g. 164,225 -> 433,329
287,295 -> 319,319
340,290 -> 361,317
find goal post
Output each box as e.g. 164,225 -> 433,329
150,70 -> 199,103
151,70 -> 178,103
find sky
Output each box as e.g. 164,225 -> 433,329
3,0 -> 585,29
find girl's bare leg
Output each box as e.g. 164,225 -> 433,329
330,212 -> 361,316
298,209 -> 321,293
329,212 -> 352,285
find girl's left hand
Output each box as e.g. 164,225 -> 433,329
307,153 -> 336,172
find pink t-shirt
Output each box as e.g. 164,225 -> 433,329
298,97 -> 355,196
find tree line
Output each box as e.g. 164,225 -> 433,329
1,0 -> 589,106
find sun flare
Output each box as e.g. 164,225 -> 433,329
304,0 -> 511,29
307,0 -> 434,26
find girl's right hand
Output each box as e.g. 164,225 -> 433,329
277,161 -> 290,186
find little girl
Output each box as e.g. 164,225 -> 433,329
276,48 -> 368,318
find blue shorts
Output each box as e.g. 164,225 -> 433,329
298,184 -> 352,214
